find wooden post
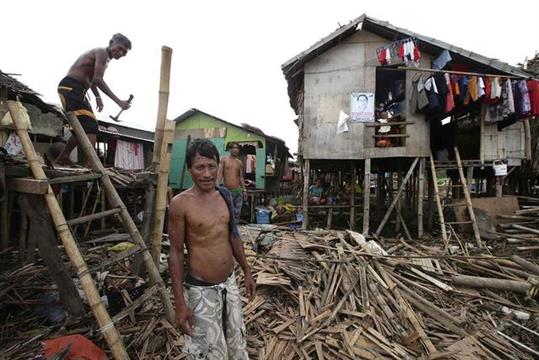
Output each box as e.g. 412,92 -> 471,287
375,158 -> 419,236
133,181 -> 156,276
396,169 -> 402,233
454,147 -> 482,247
466,166 -> 473,194
8,102 -> 130,360
151,46 -> 173,173
429,154 -> 449,248
19,194 -> 85,316
302,159 -> 310,230
100,188 -> 106,229
350,161 -> 356,230
326,208 -> 333,229
151,120 -> 175,265
418,158 -> 425,238
363,158 -> 371,235
427,170 -> 434,232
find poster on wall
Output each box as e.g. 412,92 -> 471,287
350,92 -> 375,122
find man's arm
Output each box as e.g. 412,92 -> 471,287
216,157 -> 225,185
229,234 -> 256,301
93,50 -> 130,110
239,160 -> 246,191
90,85 -> 103,112
168,196 -> 192,334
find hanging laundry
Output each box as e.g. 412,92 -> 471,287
424,76 -> 438,93
432,50 -> 452,70
526,79 -> 539,116
445,73 -> 455,112
385,48 -> 391,64
480,103 -> 496,123
483,77 -> 491,101
417,77 -> 429,111
457,76 -> 468,103
451,75 -> 460,97
477,77 -> 486,98
506,79 -> 515,114
464,76 -> 479,105
490,77 -> 502,99
515,80 -> 531,117
424,76 -> 441,111
410,77 -> 419,113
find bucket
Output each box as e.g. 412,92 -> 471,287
493,160 -> 507,176
256,207 -> 271,224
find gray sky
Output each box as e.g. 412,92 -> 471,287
3,1 -> 538,154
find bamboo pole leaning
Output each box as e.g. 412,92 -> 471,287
64,112 -> 175,324
7,102 -> 130,360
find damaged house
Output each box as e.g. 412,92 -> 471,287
282,14 -> 539,238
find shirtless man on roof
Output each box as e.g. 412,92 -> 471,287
55,33 -> 132,166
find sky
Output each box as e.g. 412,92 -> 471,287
2,1 -> 538,155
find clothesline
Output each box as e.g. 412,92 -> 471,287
395,66 -> 532,80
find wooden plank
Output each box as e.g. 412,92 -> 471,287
302,159 -> 310,230
67,207 -> 121,226
417,158 -> 425,238
6,178 -> 48,194
48,173 -> 102,184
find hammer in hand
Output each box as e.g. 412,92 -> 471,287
109,94 -> 134,122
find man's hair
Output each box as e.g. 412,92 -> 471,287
228,142 -> 240,150
357,94 -> 368,101
186,138 -> 220,169
110,33 -> 132,50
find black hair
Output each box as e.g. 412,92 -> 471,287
228,142 -> 240,150
186,138 -> 220,169
357,94 -> 368,101
110,33 -> 132,50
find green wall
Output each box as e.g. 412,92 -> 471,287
169,112 -> 267,190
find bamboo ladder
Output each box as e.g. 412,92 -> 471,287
7,102 -> 175,360
429,147 -> 482,248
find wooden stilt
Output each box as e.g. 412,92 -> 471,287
8,102 -> 129,360
427,170 -> 434,232
396,169 -> 402,234
326,208 -> 333,229
302,159 -> 310,230
429,154 -> 449,248
350,161 -> 356,230
418,158 -> 425,238
454,147 -> 482,247
375,158 -> 419,236
363,158 -> 371,235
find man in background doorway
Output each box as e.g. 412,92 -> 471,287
217,142 -> 246,222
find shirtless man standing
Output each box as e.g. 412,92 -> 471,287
55,33 -> 132,165
169,139 -> 255,359
217,142 -> 246,222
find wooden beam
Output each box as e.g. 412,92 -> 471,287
350,161 -> 356,230
302,159 -> 310,230
417,158 -> 425,238
6,178 -> 48,194
362,158 -> 371,235
375,158 -> 419,236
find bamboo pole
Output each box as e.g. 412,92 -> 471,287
64,112 -> 175,324
7,102 -> 129,360
151,120 -> 175,265
452,275 -> 532,294
362,158 -> 371,235
454,147 -> 482,247
511,255 -> 539,276
151,46 -> 173,173
429,154 -> 448,248
375,158 -> 419,236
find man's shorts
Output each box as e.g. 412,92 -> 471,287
57,76 -> 98,134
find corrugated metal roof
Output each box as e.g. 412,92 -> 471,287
282,14 -> 533,79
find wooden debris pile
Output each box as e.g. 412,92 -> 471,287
496,196 -> 539,255
238,226 -> 539,359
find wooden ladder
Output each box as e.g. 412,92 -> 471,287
8,102 -> 174,360
429,148 -> 482,248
